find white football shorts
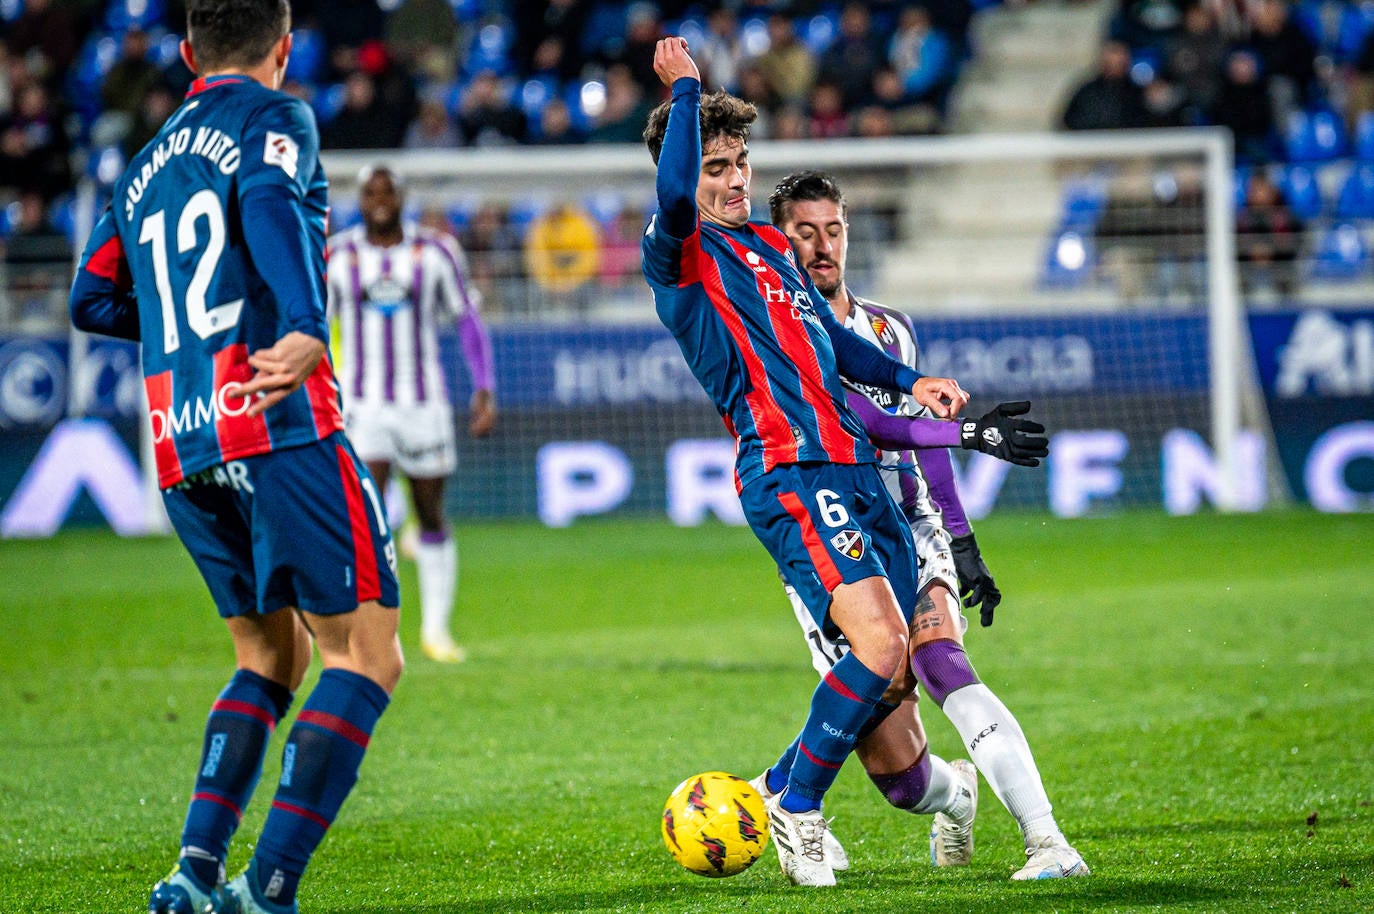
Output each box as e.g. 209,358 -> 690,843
786,511 -> 965,677
344,401 -> 457,479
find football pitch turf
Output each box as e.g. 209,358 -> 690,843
1,510 -> 1371,913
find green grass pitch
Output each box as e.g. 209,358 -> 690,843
1,510 -> 1371,913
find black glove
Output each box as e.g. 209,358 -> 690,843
950,532 -> 1001,627
959,401 -> 1048,467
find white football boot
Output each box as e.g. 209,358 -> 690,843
766,793 -> 836,887
929,758 -> 978,866
1012,835 -> 1090,880
750,772 -> 849,871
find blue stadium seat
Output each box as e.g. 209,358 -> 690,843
1275,164 -> 1325,221
1059,178 -> 1108,231
1310,220 -> 1370,280
1354,111 -> 1374,160
583,189 -> 625,228
1337,2 -> 1374,63
1335,163 -> 1374,218
286,27 -> 325,84
312,82 -> 347,124
105,0 -> 164,32
0,1 -> 23,26
519,77 -> 558,119
801,11 -> 840,54
1293,0 -> 1339,54
1039,229 -> 1094,288
580,2 -> 627,58
150,30 -> 182,69
449,0 -> 481,23
87,145 -> 126,186
1235,166 -> 1253,209
1284,109 -> 1348,162
463,20 -> 514,77
446,200 -> 478,234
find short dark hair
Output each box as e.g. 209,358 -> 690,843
187,0 -> 290,73
642,89 -> 758,165
769,170 -> 848,226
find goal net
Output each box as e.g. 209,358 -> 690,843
317,127 -> 1281,526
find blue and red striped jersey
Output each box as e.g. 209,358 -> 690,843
642,78 -> 921,491
72,75 -> 342,487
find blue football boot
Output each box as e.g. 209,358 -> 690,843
148,863 -> 216,914
208,859 -> 298,914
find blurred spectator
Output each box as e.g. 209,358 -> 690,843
819,3 -> 884,111
754,13 -> 818,108
928,0 -> 977,64
528,36 -> 574,85
588,64 -> 654,143
808,81 -> 849,139
460,202 -> 522,315
599,2 -> 665,97
889,5 -> 956,114
322,71 -> 392,149
1165,2 -> 1224,124
597,209 -> 644,289
357,39 -> 418,146
5,0 -> 82,88
534,97 -> 584,145
1059,41 -> 1148,130
1142,76 -> 1187,127
515,0 -> 590,78
3,190 -> 71,326
1211,49 -> 1275,162
698,7 -> 744,92
737,62 -> 780,125
456,70 -> 526,147
854,104 -> 897,138
403,96 -> 460,150
123,83 -> 178,158
871,64 -> 941,135
101,29 -> 162,118
772,105 -> 809,140
319,3 -> 387,78
0,81 -> 71,198
524,202 -> 602,311
1236,170 -> 1303,298
385,0 -> 458,84
1350,26 -> 1374,129
1109,0 -> 1187,52
1247,0 -> 1317,127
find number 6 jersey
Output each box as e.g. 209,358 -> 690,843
71,74 -> 343,487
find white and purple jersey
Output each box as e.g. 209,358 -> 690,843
326,223 -> 493,410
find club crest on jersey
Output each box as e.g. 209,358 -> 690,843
830,529 -> 865,560
264,130 -> 298,179
869,314 -> 896,345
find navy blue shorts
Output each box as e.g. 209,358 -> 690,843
163,432 -> 400,618
739,461 -> 918,638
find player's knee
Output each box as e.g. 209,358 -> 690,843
910,640 -> 980,707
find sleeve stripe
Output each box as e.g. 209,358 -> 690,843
84,235 -> 132,289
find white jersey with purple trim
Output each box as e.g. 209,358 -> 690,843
326,222 -> 481,411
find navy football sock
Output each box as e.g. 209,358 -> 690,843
252,668 -> 389,906
780,653 -> 890,812
765,739 -> 799,795
180,670 -> 292,888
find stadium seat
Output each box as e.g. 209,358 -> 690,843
286,27 -> 325,84
580,2 -> 627,58
506,196 -> 552,239
583,189 -> 625,228
1039,229 -> 1094,288
1337,2 -> 1374,63
313,82 -> 347,125
0,1 -> 23,25
105,0 -> 164,32
463,20 -> 515,77
1235,166 -> 1253,210
1335,163 -> 1374,219
801,10 -> 840,54
1284,109 -> 1348,162
1310,220 -> 1370,280
1059,178 -> 1108,231
1274,164 -> 1325,221
1354,111 -> 1374,161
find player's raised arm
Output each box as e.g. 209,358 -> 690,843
648,38 -> 702,239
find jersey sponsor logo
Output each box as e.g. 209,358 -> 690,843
981,426 -> 1004,448
850,380 -> 900,411
175,461 -> 255,494
744,250 -> 769,274
364,276 -> 410,314
264,130 -> 299,179
147,380 -> 254,444
790,425 -> 807,448
829,528 -> 865,560
821,720 -> 858,741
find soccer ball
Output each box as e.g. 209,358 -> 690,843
661,771 -> 770,878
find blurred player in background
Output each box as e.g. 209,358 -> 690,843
327,164 -> 496,663
642,37 -> 970,887
765,169 -> 1089,880
70,2 -> 403,912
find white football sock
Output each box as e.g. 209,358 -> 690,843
908,754 -> 971,818
414,533 -> 457,642
942,683 -> 1062,844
